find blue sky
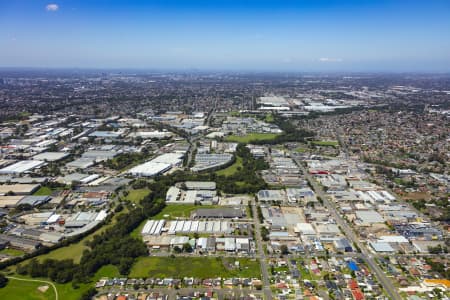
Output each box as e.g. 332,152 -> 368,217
1,0 -> 450,71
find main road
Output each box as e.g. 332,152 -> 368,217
251,198 -> 272,300
291,153 -> 402,300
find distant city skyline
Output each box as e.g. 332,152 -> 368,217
1,0 -> 450,71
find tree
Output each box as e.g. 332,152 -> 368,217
280,245 -> 289,255
182,243 -> 193,253
79,287 -> 97,300
0,274 -> 8,288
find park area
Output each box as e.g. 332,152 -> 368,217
123,188 -> 151,204
225,133 -> 279,143
129,256 -> 261,279
311,140 -> 339,147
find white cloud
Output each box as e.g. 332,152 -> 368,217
46,4 -> 59,12
319,57 -> 343,62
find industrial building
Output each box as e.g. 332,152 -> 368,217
191,207 -> 244,219
32,152 -> 70,162
257,189 -> 286,203
167,220 -> 232,234
141,220 -> 166,236
127,152 -> 183,177
185,181 -> 216,190
191,154 -> 233,172
0,184 -> 41,195
0,160 -> 45,174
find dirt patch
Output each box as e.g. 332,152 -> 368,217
37,285 -> 49,293
401,192 -> 431,201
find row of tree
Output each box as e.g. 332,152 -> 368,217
17,191 -> 166,286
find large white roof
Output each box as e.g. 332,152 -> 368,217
0,160 -> 45,174
128,161 -> 171,177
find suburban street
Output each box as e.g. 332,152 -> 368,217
292,154 -> 403,300
251,198 -> 272,300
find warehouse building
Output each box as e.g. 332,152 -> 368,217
32,152 -> 70,162
0,184 -> 41,195
141,220 -> 166,236
185,181 -> 216,190
191,154 -> 233,172
355,210 -> 385,225
17,195 -> 51,207
192,207 -> 244,219
257,189 -> 286,203
0,234 -> 42,252
167,220 -> 232,235
127,152 -> 183,177
0,160 -> 45,174
0,196 -> 24,208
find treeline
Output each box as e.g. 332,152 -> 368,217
0,214 -> 110,271
216,144 -> 268,194
141,144 -> 268,195
17,191 -> 166,286
251,116 -> 315,145
105,151 -> 150,170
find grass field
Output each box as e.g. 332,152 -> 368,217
33,186 -> 53,196
19,208 -> 128,265
225,133 -> 279,143
130,219 -> 147,239
0,274 -> 99,300
152,204 -> 217,220
124,188 -> 151,204
265,114 -> 274,123
0,248 -> 25,257
129,257 -> 261,279
0,277 -> 56,300
295,146 -> 309,153
94,265 -> 120,279
215,156 -> 243,176
311,140 -> 339,147
3,265 -> 120,300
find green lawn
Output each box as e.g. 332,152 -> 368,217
295,147 -> 308,153
19,208 -> 128,265
3,265 -> 121,300
0,248 -> 25,257
215,156 -> 243,176
124,188 -> 151,204
129,257 -> 261,279
33,186 -> 53,196
0,277 -> 56,300
311,140 -> 339,147
225,133 -> 279,143
130,219 -> 147,239
265,114 -> 274,123
94,265 -> 120,279
152,204 -> 217,220
0,274 -> 97,300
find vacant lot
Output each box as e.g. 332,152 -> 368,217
0,248 -> 25,257
225,133 -> 279,143
33,186 -> 53,196
311,140 -> 339,147
124,188 -> 151,204
0,277 -> 56,300
215,156 -> 242,176
129,257 -> 260,279
152,204 -> 218,220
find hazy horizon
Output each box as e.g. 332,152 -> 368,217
1,0 -> 450,72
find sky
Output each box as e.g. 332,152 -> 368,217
1,0 -> 450,71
